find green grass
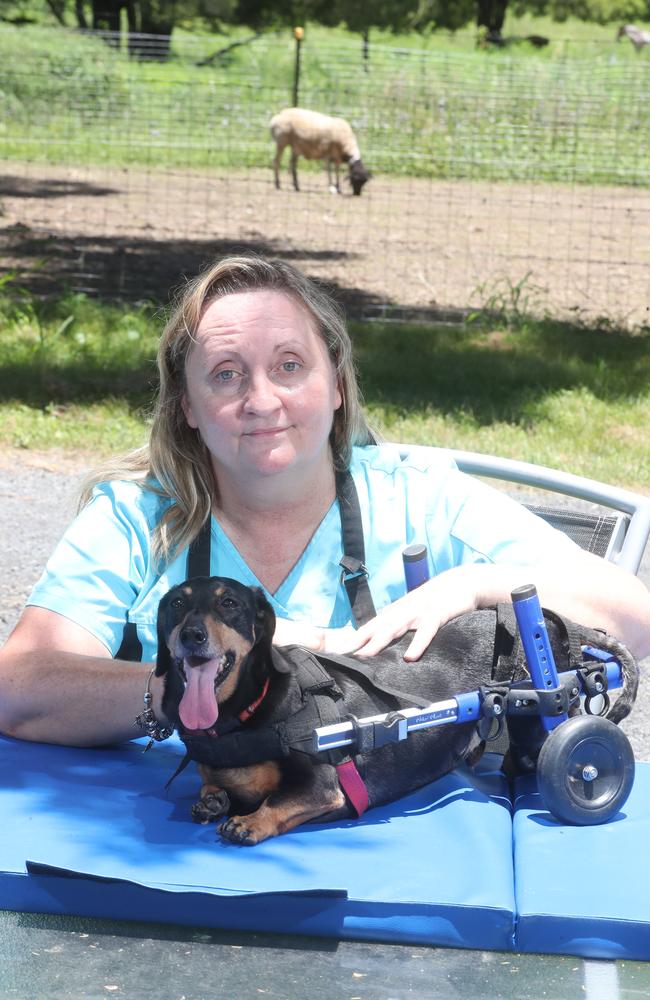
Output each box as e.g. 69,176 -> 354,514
0,282 -> 160,453
1,20 -> 649,185
1,285 -> 649,490
353,321 -> 650,487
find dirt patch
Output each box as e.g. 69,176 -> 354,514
1,162 -> 649,326
0,446 -> 96,473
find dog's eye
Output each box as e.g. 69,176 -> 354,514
219,596 -> 237,609
171,597 -> 185,610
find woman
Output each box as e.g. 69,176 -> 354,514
1,255 -> 648,748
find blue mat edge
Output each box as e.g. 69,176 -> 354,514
0,871 -> 516,950
516,914 -> 650,962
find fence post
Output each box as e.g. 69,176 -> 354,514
292,26 -> 304,107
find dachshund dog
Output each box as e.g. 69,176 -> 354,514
155,576 -> 638,845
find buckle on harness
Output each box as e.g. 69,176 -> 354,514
339,555 -> 369,583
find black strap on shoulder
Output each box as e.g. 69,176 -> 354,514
314,649 -> 433,709
335,469 -> 377,627
187,517 -> 212,578
492,602 -> 521,682
541,607 -> 585,669
115,622 -> 143,662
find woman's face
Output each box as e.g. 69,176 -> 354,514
182,289 -> 342,488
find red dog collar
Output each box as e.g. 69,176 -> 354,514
238,676 -> 271,722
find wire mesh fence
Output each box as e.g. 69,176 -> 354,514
1,25 -> 649,327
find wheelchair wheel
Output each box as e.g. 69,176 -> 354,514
536,715 -> 634,826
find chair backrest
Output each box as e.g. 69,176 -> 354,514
394,445 -> 650,575
522,504 -> 628,562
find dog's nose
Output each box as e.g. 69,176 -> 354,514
180,624 -> 208,647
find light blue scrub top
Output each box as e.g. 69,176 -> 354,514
27,444 -> 577,663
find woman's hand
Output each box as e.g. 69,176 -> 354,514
271,566 -> 493,660
341,566 -> 484,661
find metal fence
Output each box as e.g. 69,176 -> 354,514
1,25 -> 650,327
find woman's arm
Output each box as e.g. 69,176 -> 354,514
344,549 -> 650,662
0,607 -> 168,746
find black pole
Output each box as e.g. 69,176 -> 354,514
292,26 -> 303,106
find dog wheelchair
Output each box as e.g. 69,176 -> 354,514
314,581 -> 635,826
314,448 -> 650,828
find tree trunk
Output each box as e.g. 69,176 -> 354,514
92,0 -> 122,38
75,0 -> 89,29
476,0 -> 508,43
44,0 -> 67,25
129,0 -> 174,60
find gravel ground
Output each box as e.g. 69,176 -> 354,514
1,447 -> 649,759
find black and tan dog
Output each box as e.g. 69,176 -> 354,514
156,576 -> 638,845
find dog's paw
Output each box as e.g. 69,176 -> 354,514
218,815 -> 261,846
191,790 -> 230,824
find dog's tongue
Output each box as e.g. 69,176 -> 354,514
179,658 -> 222,731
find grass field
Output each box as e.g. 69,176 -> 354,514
1,286 -> 649,489
1,18 -> 649,185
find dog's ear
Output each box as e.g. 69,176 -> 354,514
154,594 -> 173,677
252,588 -> 276,649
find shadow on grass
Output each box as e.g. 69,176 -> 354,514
0,356 -> 158,414
352,322 -> 650,425
1,224 -> 648,428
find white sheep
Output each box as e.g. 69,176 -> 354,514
269,107 -> 371,196
617,24 -> 650,51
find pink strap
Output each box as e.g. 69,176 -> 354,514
336,759 -> 369,817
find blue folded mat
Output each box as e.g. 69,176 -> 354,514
0,735 -> 515,950
513,762 -> 650,960
1,732 -> 649,958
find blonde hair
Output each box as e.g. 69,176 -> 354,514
80,254 -> 372,564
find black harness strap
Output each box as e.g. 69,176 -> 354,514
543,608 -> 585,669
186,516 -> 212,579
314,649 -> 433,709
115,622 -> 143,662
335,469 -> 377,627
492,602 -> 521,683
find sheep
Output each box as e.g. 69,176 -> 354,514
269,107 -> 371,196
617,24 -> 650,51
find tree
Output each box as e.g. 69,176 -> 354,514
11,0 -> 237,55
12,0 -> 650,55
511,0 -> 648,22
476,0 -> 507,39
